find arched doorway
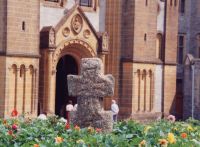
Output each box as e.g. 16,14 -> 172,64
55,55 -> 78,117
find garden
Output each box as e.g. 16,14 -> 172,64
0,112 -> 200,147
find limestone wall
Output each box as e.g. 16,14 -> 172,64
164,0 -> 179,63
157,0 -> 165,33
133,0 -> 158,61
4,57 -> 39,118
6,0 -> 40,55
0,0 -> 6,52
154,65 -> 163,112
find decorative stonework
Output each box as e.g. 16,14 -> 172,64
49,29 -> 55,47
83,29 -> 91,39
67,58 -> 115,132
71,14 -> 83,34
102,32 -> 109,52
62,27 -> 70,37
51,39 -> 96,74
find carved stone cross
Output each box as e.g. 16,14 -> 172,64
67,58 -> 115,132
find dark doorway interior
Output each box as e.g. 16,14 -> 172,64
55,55 -> 78,117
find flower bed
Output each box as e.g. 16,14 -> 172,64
0,116 -> 200,147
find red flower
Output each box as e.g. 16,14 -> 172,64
12,124 -> 18,130
8,130 -> 13,135
181,133 -> 187,139
11,109 -> 18,117
95,128 -> 102,133
65,123 -> 70,130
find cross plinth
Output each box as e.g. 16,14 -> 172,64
67,58 -> 115,132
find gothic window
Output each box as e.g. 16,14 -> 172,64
197,34 -> 200,58
179,0 -> 185,14
79,0 -> 92,7
177,35 -> 185,64
156,33 -> 163,60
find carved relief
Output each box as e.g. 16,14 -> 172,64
62,27 -> 70,37
102,32 -> 109,52
71,14 -> 83,34
49,29 -> 55,47
83,29 -> 91,39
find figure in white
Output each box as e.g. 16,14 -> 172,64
111,99 -> 119,122
66,100 -> 74,122
73,104 -> 78,111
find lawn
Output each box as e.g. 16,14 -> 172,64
0,115 -> 200,147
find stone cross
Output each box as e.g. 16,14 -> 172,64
67,58 -> 115,132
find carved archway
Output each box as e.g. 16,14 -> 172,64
52,39 -> 96,74
42,39 -> 96,114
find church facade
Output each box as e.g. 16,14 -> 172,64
0,0 -> 179,119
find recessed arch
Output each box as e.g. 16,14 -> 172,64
52,39 -> 96,73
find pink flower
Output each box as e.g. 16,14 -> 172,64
12,124 -> 18,130
167,115 -> 176,122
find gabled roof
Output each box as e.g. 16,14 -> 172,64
54,4 -> 99,40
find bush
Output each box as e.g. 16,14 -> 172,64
0,116 -> 200,147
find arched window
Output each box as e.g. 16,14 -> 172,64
80,0 -> 92,7
156,33 -> 163,60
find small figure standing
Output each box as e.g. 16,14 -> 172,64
111,99 -> 119,122
66,100 -> 74,122
73,104 -> 78,111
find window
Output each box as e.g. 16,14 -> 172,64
177,35 -> 185,64
79,0 -> 92,7
45,0 -> 59,2
174,0 -> 177,6
156,33 -> 163,60
145,0 -> 148,6
144,33 -> 147,41
43,0 -> 64,7
170,0 -> 173,6
197,34 -> 200,58
180,0 -> 185,14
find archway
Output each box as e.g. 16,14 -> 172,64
55,55 -> 78,117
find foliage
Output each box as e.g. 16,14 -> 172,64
0,116 -> 200,147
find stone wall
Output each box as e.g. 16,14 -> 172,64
163,0 -> 179,115
133,0 -> 158,61
104,0 -> 121,109
0,0 -> 6,52
6,0 -> 40,55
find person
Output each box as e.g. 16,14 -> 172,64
66,100 -> 74,122
111,99 -> 119,122
73,104 -> 78,111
